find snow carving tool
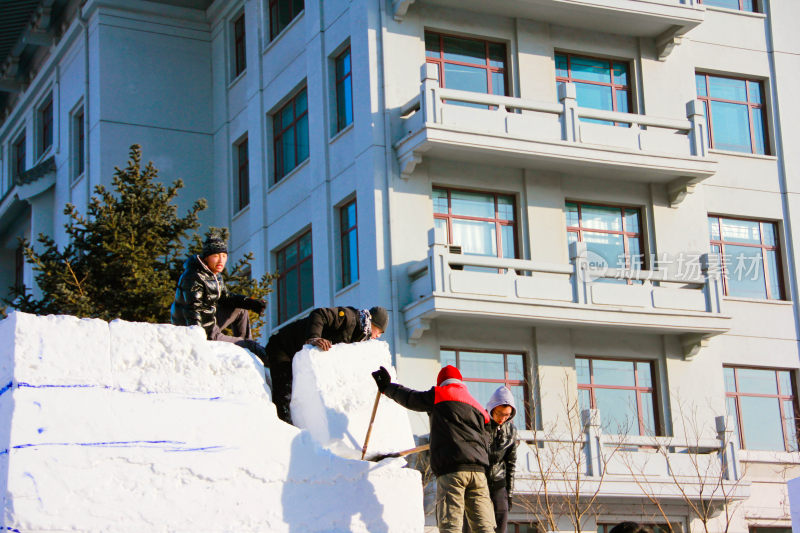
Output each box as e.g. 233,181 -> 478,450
361,389 -> 382,460
367,443 -> 431,462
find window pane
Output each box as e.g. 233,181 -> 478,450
752,108 -> 766,155
510,385 -> 526,421
613,63 -> 628,86
778,371 -> 792,395
464,381 -> 498,409
296,89 -> 308,115
299,259 -> 313,311
498,195 -> 514,221
566,203 -> 579,227
784,400 -> 798,451
575,82 -> 614,112
491,71 -> 506,96
347,232 -> 358,283
299,232 -> 312,258
725,244 -> 767,299
593,359 -> 635,387
584,231 -> 624,269
281,105 -> 295,129
726,396 -> 741,444
280,127 -> 296,172
433,189 -> 449,214
342,76 -> 353,126
501,225 -> 515,259
442,35 -> 485,64
581,205 -> 622,232
737,368 -> 777,395
709,217 -> 721,240
721,218 -> 761,244
708,76 -> 747,101
284,241 -> 298,268
696,74 -> 707,97
441,349 -> 456,366
296,114 -> 309,163
579,388 -> 591,412
284,268 -> 299,317
740,396 -> 785,450
615,90 -> 629,114
762,223 -> 777,246
425,33 -> 440,57
342,202 -> 356,229
748,81 -> 762,104
594,388 -> 639,434
450,190 -> 494,218
710,101 -> 752,153
555,54 -> 568,78
570,56 -> 612,83
766,250 -> 781,299
488,42 -> 505,68
508,354 -> 524,381
444,63 -> 488,94
452,219 -> 497,256
576,358 -> 590,384
624,210 -> 640,233
640,391 -> 656,435
460,352 -> 505,380
434,218 -> 448,244
336,50 -> 350,79
724,367 -> 736,392
637,362 -> 652,388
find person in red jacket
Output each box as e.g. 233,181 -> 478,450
372,364 -> 495,533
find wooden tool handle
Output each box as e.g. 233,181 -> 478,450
361,389 -> 382,460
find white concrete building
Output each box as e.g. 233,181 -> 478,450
0,0 -> 798,532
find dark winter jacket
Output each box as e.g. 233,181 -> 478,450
383,380 -> 490,477
170,255 -> 247,338
271,306 -> 366,353
486,386 -> 518,495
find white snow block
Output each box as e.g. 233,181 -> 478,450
290,340 -> 416,459
0,312 -> 423,532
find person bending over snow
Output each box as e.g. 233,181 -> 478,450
267,305 -> 388,424
371,364 -> 496,533
170,234 -> 266,359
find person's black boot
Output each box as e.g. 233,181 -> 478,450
272,362 -> 294,425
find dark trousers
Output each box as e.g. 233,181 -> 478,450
464,482 -> 508,533
265,334 -> 294,424
210,302 -> 265,359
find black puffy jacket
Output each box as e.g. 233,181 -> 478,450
170,255 -> 247,337
383,380 -> 490,477
272,306 -> 366,353
488,419 -> 517,494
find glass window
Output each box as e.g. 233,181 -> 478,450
232,12 -> 246,78
433,188 -> 516,261
576,357 -> 658,436
276,230 -> 313,324
273,87 -> 309,181
72,107 -> 85,180
340,199 -> 358,287
700,0 -> 757,12
555,53 -> 631,126
425,31 -> 507,106
15,245 -> 24,291
38,95 -> 53,157
696,73 -> 767,154
441,349 -> 529,428
708,215 -> 783,300
566,201 -> 644,281
269,0 -> 304,40
725,366 -> 797,451
335,47 -> 353,133
235,137 -> 249,212
11,132 -> 25,183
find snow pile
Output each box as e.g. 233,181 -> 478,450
0,311 -> 423,532
291,341 -> 416,459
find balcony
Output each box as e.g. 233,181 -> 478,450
396,65 -> 717,206
393,0 -> 705,59
514,410 -> 750,503
403,239 -> 730,357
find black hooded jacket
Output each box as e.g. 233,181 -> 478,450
271,306 -> 366,354
170,255 -> 247,337
488,419 -> 517,493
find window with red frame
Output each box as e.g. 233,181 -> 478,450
433,188 -> 516,260
340,199 -> 358,288
708,216 -> 783,300
235,137 -> 249,212
696,73 -> 768,155
440,349 -> 529,428
39,95 -> 53,157
566,201 -> 644,280
424,31 -> 508,104
555,52 -> 631,126
334,47 -> 352,133
12,133 -> 25,182
232,13 -> 246,78
576,357 -> 658,436
273,87 -> 309,181
276,230 -> 312,324
269,0 -> 304,40
725,366 -> 798,451
699,0 -> 757,12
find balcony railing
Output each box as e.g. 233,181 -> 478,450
403,237 -> 730,356
396,64 -> 717,206
513,409 -> 750,502
393,0 -> 705,59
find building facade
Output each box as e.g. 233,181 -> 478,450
1,0 -> 798,531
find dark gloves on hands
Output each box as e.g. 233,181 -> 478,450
372,366 -> 391,392
244,298 -> 267,314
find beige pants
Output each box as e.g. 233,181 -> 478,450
436,470 -> 496,533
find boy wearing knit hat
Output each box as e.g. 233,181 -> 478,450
171,233 -> 267,359
371,364 -> 495,533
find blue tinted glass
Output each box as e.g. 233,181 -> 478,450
748,81 -> 762,104
785,400 -> 798,451
491,71 -> 506,96
740,396 -> 785,450
450,190 -> 494,218
570,56 -> 612,83
763,223 -> 777,246
637,362 -> 652,387
440,350 -> 457,367
613,63 -> 628,85
296,88 -> 308,115
585,232 -> 624,271
460,352 -> 505,380
581,205 -> 622,231
708,76 -> 747,101
725,244 -> 767,299
343,202 -> 356,228
498,195 -> 514,220
576,358 -> 590,384
615,90 -> 629,113
555,54 -> 568,78
299,259 -> 313,311
566,203 -> 579,227
709,217 -> 721,240
696,74 -> 707,97
452,220 -> 496,256
501,225 -> 515,259
579,389 -> 591,412
434,218 -> 447,244
720,218 -> 761,244
766,250 -> 781,299
285,268 -> 299,317
510,386 -> 526,424
284,240 -> 298,268
724,367 -> 736,392
710,101 -> 751,152
296,114 -> 309,164
425,33 -> 440,57
592,359 -> 636,387
641,392 -> 655,435
624,210 -> 640,233
752,108 -> 766,155
299,232 -> 312,258
444,63 -> 488,94
508,354 -> 524,381
575,82 -> 613,111
488,42 -> 505,68
595,388 -> 639,434
433,189 -> 449,214
736,368 -> 776,394
442,36 -> 485,64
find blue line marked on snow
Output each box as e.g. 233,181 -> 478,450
3,526 -> 22,532
15,382 -> 223,401
0,381 -> 12,396
0,440 -> 225,454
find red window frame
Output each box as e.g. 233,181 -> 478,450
566,201 -> 645,275
698,0 -> 758,12
725,366 -> 798,451
555,52 -> 631,116
340,199 -> 358,287
236,137 -> 249,211
74,108 -> 85,178
576,356 -> 659,436
12,133 -> 25,181
334,47 -> 352,133
696,73 -> 768,155
433,187 -> 517,260
275,229 -> 313,324
232,13 -> 246,78
443,348 -> 530,429
269,0 -> 304,40
39,96 -> 53,156
708,215 -> 783,300
424,31 -> 508,96
273,87 -> 308,182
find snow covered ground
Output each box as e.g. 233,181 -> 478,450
0,312 -> 423,532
